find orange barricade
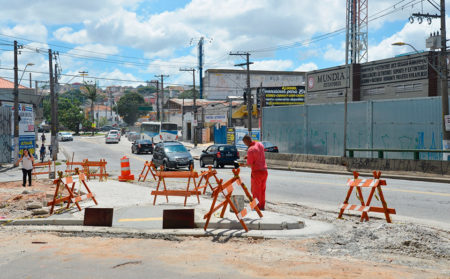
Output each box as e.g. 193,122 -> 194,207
65,161 -> 84,174
203,168 -> 263,232
118,156 -> 134,181
196,166 -> 220,194
338,171 -> 396,223
32,161 -> 54,178
138,161 -> 157,182
83,159 -> 108,181
47,170 -> 98,215
151,166 -> 201,206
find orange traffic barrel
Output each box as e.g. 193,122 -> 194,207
118,156 -> 135,182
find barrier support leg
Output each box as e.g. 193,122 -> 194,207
82,180 -> 98,205
153,178 -> 162,205
162,178 -> 169,203
377,185 -> 392,223
184,176 -> 190,206
204,193 -> 219,230
239,180 -> 263,218
49,181 -> 61,215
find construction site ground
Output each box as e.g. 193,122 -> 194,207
0,177 -> 449,278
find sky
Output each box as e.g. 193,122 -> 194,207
0,0 -> 448,89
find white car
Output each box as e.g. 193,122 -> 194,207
58,132 -> 73,141
105,132 -> 120,144
108,130 -> 121,141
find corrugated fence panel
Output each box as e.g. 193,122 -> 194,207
262,96 -> 449,159
0,106 -> 11,163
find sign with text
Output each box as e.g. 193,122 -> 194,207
226,127 -> 235,145
259,86 -> 305,106
306,66 -> 350,92
205,114 -> 227,123
445,115 -> 450,132
235,128 -> 260,149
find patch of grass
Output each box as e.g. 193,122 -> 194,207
54,162 -> 62,166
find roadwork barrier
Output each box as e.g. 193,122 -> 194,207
338,171 -> 396,223
203,168 -> 263,232
32,161 -> 55,178
196,166 -> 220,194
138,161 -> 157,182
151,166 -> 201,206
84,159 -> 108,181
47,170 -> 98,215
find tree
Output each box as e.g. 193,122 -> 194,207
117,91 -> 145,125
81,82 -> 98,136
57,97 -> 84,134
137,86 -> 156,95
59,89 -> 87,104
178,89 -> 199,99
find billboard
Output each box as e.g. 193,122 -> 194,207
235,128 -> 260,149
2,102 -> 36,158
259,86 -> 305,107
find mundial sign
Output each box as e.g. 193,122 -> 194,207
259,86 -> 305,106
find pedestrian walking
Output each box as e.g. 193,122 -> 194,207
15,149 -> 34,187
39,144 -> 46,162
41,133 -> 46,143
242,134 -> 268,210
48,145 -> 52,157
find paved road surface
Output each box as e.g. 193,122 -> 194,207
59,134 -> 450,224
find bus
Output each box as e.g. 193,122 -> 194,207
140,122 -> 178,143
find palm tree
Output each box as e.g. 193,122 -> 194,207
81,81 -> 98,136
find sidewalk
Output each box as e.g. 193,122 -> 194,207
0,177 -> 334,239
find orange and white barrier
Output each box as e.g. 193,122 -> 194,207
338,171 -> 396,223
203,168 -> 263,232
151,165 -> 201,206
47,171 -> 98,215
118,156 -> 134,182
138,161 -> 157,182
195,166 -> 220,194
32,161 -> 54,178
83,159 -> 108,181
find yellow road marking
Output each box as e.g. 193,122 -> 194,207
118,217 -> 162,222
297,180 -> 450,198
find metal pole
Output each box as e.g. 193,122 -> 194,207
13,41 -> 19,162
49,49 -> 56,161
193,70 -> 197,147
246,53 -> 252,134
440,0 -> 450,159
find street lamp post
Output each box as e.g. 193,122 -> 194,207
19,63 -> 34,86
392,41 -> 449,159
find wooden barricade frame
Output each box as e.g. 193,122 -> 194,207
203,168 -> 263,232
83,159 -> 108,181
32,161 -> 54,178
65,161 -> 84,174
151,166 -> 201,206
338,171 -> 396,223
47,170 -> 98,215
196,166 -> 220,194
138,161 -> 157,182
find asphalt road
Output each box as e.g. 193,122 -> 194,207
59,134 -> 450,224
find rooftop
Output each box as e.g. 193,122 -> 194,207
0,77 -> 30,89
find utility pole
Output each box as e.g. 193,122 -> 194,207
48,49 -> 57,161
155,75 -> 169,122
198,37 -> 204,99
13,40 -> 19,162
54,53 -> 60,157
410,1 -> 449,158
180,68 -> 197,147
29,72 -> 32,88
152,80 -> 160,121
230,52 -> 253,134
440,0 -> 450,156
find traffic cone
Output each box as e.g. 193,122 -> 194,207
118,156 -> 135,181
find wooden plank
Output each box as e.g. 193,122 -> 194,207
83,208 -> 114,227
162,209 -> 195,229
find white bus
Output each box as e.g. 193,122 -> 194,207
140,122 -> 178,143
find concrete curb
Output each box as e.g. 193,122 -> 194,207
0,218 -> 83,226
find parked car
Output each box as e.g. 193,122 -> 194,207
105,132 -> 120,144
152,141 -> 193,170
131,139 -> 153,154
57,132 -> 73,142
200,144 -> 239,168
100,125 -> 115,132
262,141 -> 279,153
127,131 -> 140,142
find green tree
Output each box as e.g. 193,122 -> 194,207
59,89 -> 87,104
178,89 -> 199,99
137,86 -> 156,95
117,91 -> 145,125
81,82 -> 98,135
57,97 -> 84,134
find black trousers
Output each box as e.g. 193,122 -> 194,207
22,168 -> 32,186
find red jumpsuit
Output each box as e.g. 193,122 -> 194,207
246,141 -> 268,210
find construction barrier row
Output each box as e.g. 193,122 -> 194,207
65,159 -> 108,181
32,161 -> 55,178
47,169 -> 98,215
338,171 -> 396,223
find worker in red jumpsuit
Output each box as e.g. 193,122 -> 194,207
243,134 -> 268,210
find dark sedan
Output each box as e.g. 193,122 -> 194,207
131,139 -> 153,154
262,141 -> 279,152
200,144 -> 239,168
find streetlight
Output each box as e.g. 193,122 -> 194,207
18,63 -> 34,86
392,41 -> 449,159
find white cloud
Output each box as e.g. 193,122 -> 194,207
53,27 -> 90,44
251,59 -> 293,71
294,62 -> 318,72
323,44 -> 345,63
1,23 -> 47,42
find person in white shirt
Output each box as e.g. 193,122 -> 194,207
16,149 -> 34,187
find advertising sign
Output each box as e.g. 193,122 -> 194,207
205,114 -> 227,123
235,128 -> 260,149
2,102 -> 36,157
226,127 -> 235,145
306,66 -> 350,92
445,115 -> 450,132
259,86 -> 305,107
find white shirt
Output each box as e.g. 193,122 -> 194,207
21,156 -> 34,170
